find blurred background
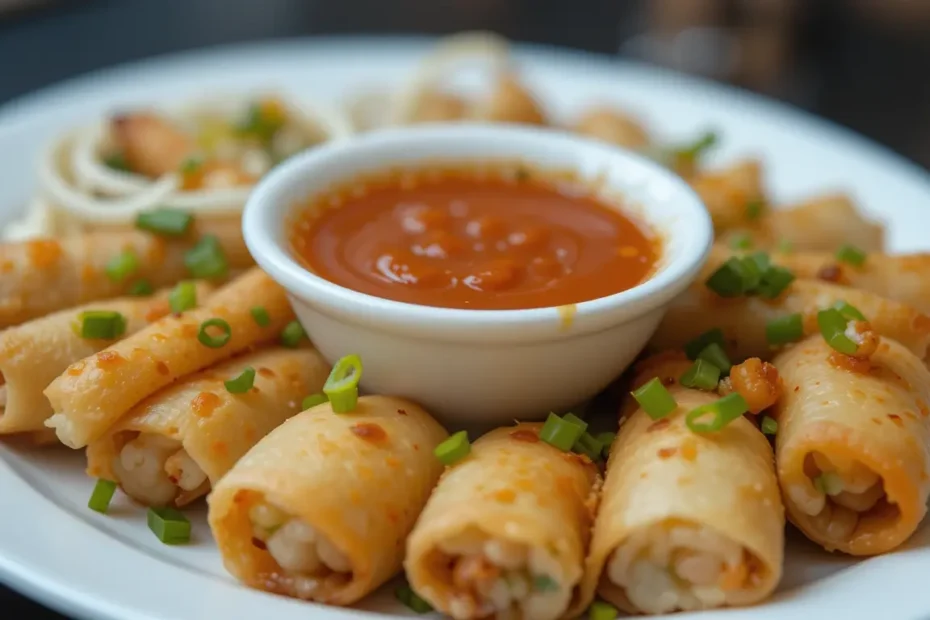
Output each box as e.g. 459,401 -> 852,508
1,0 -> 929,616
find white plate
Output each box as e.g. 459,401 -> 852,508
2,36 -> 930,620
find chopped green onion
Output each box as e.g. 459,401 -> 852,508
532,574 -> 559,592
280,320 -> 306,348
572,432 -> 604,462
756,265 -> 796,299
833,300 -> 866,321
589,601 -> 619,620
103,153 -> 130,172
697,342 -> 731,373
679,359 -> 721,390
816,308 -> 858,355
685,393 -> 749,433
87,479 -> 117,513
684,328 -> 726,360
745,198 -> 765,220
596,431 -> 617,449
540,413 -> 587,451
395,585 -> 433,614
77,310 -> 127,340
197,318 -> 232,348
302,393 -> 328,409
434,430 -> 471,466
766,313 -> 804,346
675,130 -> 718,160
761,416 -> 778,435
250,306 -> 271,327
236,103 -> 285,143
729,232 -> 753,250
323,353 -> 362,413
147,506 -> 191,545
105,250 -> 139,282
184,235 -> 228,279
127,279 -> 154,296
813,472 -> 844,496
745,251 -> 771,274
777,238 -> 794,254
224,367 -> 256,394
835,244 -> 866,267
705,257 -> 752,297
631,378 -> 678,421
562,412 -> 588,433
179,156 -> 203,174
169,281 -> 197,314
135,208 -> 194,237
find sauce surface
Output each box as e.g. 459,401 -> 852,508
291,166 -> 657,310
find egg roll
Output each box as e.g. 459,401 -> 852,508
0,283 -> 212,435
45,268 -> 294,448
650,279 -> 930,362
689,160 -> 765,231
773,335 -> 930,555
86,346 -> 329,506
208,395 -> 447,605
0,217 -> 251,328
579,366 -> 783,614
405,423 -> 601,620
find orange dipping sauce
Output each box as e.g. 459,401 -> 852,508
290,165 -> 658,310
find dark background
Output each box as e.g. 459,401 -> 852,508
2,0 -> 929,617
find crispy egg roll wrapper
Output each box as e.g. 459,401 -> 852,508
86,346 -> 330,507
0,216 -> 251,328
0,283 -> 213,435
45,268 -> 294,448
689,160 -> 765,231
773,335 -> 930,555
406,423 -> 601,620
651,278 -> 930,362
581,385 -> 783,615
208,395 -> 448,605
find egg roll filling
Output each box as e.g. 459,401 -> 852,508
111,431 -> 208,506
605,521 -> 767,614
785,450 -> 897,541
423,527 -> 569,620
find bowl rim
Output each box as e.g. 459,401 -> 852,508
243,123 -> 713,340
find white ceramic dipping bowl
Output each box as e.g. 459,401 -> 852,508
244,124 -> 712,427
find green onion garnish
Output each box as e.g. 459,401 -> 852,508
184,235 -> 228,279
127,279 -> 154,296
685,393 -> 749,433
761,416 -> 778,435
236,103 -> 285,143
813,472 -> 843,496
816,308 -> 858,355
224,367 -> 255,394
302,393 -> 328,409
675,130 -> 718,161
135,207 -> 194,237
729,233 -> 753,250
562,412 -> 588,433
596,431 -> 617,447
833,300 -> 866,321
835,244 -> 866,267
323,353 -> 362,413
395,585 -> 433,614
169,281 -> 197,314
103,153 -> 130,172
705,257 -> 752,297
87,479 -> 117,513
105,250 -> 139,282
589,601 -> 620,620
250,306 -> 271,327
179,156 -> 203,174
533,574 -> 559,592
631,378 -> 678,421
745,198 -> 765,220
280,320 -> 306,348
684,328 -> 726,360
777,238 -> 794,253
572,432 -> 604,462
77,310 -> 127,340
679,359 -> 721,390
766,313 -> 804,346
756,265 -> 795,299
696,342 -> 731,373
540,413 -> 587,451
197,318 -> 232,348
435,430 -> 471,466
147,506 -> 191,545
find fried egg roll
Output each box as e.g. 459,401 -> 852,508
580,366 -> 783,614
689,160 -> 765,231
0,283 -> 212,435
45,268 -> 293,448
0,218 -> 250,327
651,279 -> 930,362
208,395 -> 447,605
405,423 -> 601,620
86,346 -> 329,507
773,335 -> 930,555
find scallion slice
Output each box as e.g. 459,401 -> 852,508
540,413 -> 587,451
766,313 -> 804,346
696,342 -> 731,373
745,198 -> 765,220
395,585 -> 433,614
676,130 -> 718,160
533,574 -> 559,592
756,265 -> 795,299
135,207 -> 193,237
562,412 -> 588,433
816,308 -> 858,355
128,279 -> 154,296
77,310 -> 127,340
813,472 -> 843,496
103,153 -> 130,172
434,430 -> 471,466
169,281 -> 197,314
302,393 -> 328,409
777,238 -> 794,254
705,257 -> 752,297
323,354 -> 362,413
833,300 -> 866,321
147,506 -> 191,545
679,359 -> 721,390
572,432 -> 604,462
224,367 -> 256,394
250,306 -> 271,327
184,235 -> 228,279
631,378 -> 677,420
589,601 -> 620,620
179,156 -> 203,174
728,233 -> 753,250
197,318 -> 232,348
761,416 -> 778,435
684,328 -> 726,360
87,479 -> 117,513
685,393 -> 749,433
835,244 -> 866,267
280,320 -> 306,348
105,250 -> 139,282
595,431 -> 617,454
